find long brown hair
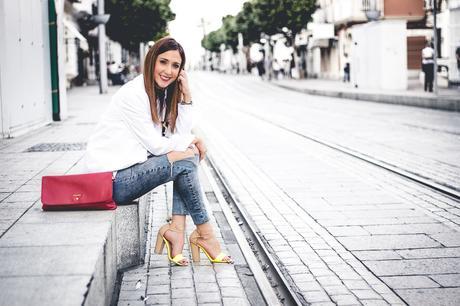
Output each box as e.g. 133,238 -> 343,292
143,37 -> 186,133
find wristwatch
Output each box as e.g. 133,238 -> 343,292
179,100 -> 193,105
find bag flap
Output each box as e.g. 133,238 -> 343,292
41,172 -> 113,205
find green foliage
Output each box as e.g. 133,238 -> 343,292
251,0 -> 316,35
201,28 -> 224,53
201,15 -> 239,52
202,0 -> 317,51
235,1 -> 262,45
105,0 -> 175,52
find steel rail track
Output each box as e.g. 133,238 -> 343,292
205,156 -> 305,306
245,112 -> 460,202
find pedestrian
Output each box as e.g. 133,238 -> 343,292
273,59 -> 281,80
421,42 -> 435,92
343,62 -> 350,83
82,37 -> 232,266
456,45 -> 460,84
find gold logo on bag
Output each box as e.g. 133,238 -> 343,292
73,193 -> 82,201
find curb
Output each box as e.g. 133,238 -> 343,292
273,83 -> 460,112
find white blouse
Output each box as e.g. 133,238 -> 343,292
82,74 -> 195,173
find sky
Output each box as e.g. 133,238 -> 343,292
168,0 -> 247,68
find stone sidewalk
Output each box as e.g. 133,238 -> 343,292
272,78 -> 460,112
199,120 -> 460,305
116,169 -> 265,306
192,71 -> 460,305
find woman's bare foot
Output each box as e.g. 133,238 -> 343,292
163,229 -> 188,265
191,224 -> 232,263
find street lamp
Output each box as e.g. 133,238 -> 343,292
362,0 -> 381,21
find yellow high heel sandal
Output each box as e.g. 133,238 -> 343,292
189,230 -> 233,264
154,224 -> 188,266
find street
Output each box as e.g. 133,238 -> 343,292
190,71 -> 460,305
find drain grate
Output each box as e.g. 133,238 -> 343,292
24,142 -> 87,152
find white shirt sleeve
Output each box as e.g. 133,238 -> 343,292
115,89 -> 194,155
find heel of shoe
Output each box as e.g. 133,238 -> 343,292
154,231 -> 165,254
190,242 -> 200,262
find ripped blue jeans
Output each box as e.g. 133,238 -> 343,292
112,154 -> 209,225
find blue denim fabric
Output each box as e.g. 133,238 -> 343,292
113,154 -> 209,225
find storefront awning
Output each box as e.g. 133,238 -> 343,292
62,18 -> 89,51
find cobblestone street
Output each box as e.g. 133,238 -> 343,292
192,72 -> 460,305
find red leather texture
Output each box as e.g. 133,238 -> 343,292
41,172 -> 117,210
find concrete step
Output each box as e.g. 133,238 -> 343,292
0,196 -> 150,306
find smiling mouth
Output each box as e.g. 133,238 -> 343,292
160,75 -> 171,82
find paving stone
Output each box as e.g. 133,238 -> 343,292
381,276 -> 440,289
147,275 -> 170,285
354,250 -> 402,261
194,281 -> 219,292
316,275 -> 344,286
309,267 -> 335,277
171,298 -> 197,306
145,294 -> 171,305
196,292 -> 221,303
221,286 -> 246,297
350,289 -> 382,300
290,273 -> 315,283
365,258 -> 460,276
300,290 -> 332,303
361,300 -> 390,306
342,280 -> 371,290
222,297 -> 250,306
296,281 -> 324,292
430,233 -> 460,247
397,288 -> 460,306
429,274 -> 460,287
147,284 -> 170,295
118,290 -> 145,301
0,275 -> 91,306
0,245 -> 100,276
323,285 -> 352,296
118,301 -> 146,306
193,272 -> 216,283
170,278 -> 193,289
396,247 -> 460,259
330,294 -> 360,305
0,222 -> 110,247
363,223 -> 454,235
217,277 -> 241,287
337,235 -> 441,250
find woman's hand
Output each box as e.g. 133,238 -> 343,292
177,69 -> 192,103
166,148 -> 195,163
193,138 -> 207,161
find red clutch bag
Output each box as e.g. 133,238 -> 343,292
41,172 -> 117,211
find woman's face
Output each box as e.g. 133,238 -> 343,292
154,50 -> 182,88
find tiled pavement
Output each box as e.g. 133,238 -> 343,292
193,72 -> 460,305
194,72 -> 460,194
117,172 -> 260,306
0,87 -> 116,236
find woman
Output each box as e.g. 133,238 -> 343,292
83,37 -> 232,266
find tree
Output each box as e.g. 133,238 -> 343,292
105,0 -> 175,52
251,0 -> 316,38
235,1 -> 262,45
201,28 -> 225,53
203,0 -> 317,50
221,15 -> 239,52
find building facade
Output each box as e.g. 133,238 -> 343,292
306,0 -> 458,89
